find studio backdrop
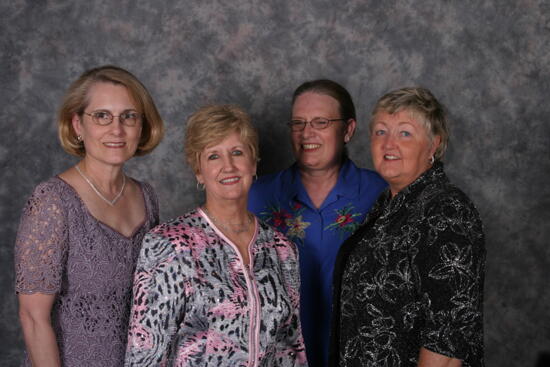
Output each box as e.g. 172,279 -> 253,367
1,1 -> 549,366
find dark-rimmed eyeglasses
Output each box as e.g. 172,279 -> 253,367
287,117 -> 345,132
83,110 -> 142,126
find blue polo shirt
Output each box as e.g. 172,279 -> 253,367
248,158 -> 387,366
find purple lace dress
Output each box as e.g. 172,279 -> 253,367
14,177 -> 159,367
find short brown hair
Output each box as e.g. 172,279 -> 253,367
184,105 -> 259,174
58,65 -> 164,157
370,87 -> 449,160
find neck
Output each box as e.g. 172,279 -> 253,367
203,198 -> 250,224
79,158 -> 124,194
299,162 -> 341,191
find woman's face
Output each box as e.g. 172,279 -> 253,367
196,131 -> 257,205
290,92 -> 355,173
72,82 -> 142,167
370,109 -> 440,196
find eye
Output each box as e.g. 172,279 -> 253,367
232,149 -> 244,156
290,120 -> 306,127
122,111 -> 139,120
312,118 -> 329,127
400,130 -> 412,137
374,129 -> 386,136
93,111 -> 111,119
207,153 -> 219,160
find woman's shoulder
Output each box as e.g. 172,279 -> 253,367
256,219 -> 298,251
31,176 -> 72,196
22,177 -> 76,210
421,180 -> 482,223
147,209 -> 206,243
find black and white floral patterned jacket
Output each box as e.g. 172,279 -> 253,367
329,162 -> 485,367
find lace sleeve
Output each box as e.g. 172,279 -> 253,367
14,180 -> 68,294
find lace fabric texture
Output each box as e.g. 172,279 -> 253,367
15,177 -> 159,367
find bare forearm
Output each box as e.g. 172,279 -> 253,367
417,347 -> 461,367
20,316 -> 61,367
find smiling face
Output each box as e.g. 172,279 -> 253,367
196,131 -> 257,205
72,82 -> 142,168
290,92 -> 356,173
371,109 -> 440,196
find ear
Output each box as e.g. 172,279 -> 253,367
72,114 -> 83,137
430,135 -> 442,157
195,171 -> 203,185
343,118 -> 357,143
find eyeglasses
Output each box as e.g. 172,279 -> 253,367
287,117 -> 345,132
83,110 -> 142,126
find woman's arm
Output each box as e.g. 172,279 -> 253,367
14,181 -> 68,366
418,347 -> 461,367
125,230 -> 187,366
18,293 -> 61,367
418,192 -> 485,365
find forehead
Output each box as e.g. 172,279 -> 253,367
292,92 -> 340,117
203,131 -> 246,151
374,108 -> 427,126
86,82 -> 136,108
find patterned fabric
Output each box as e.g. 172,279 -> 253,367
125,208 -> 307,366
329,162 -> 485,367
248,159 -> 387,367
15,177 -> 159,367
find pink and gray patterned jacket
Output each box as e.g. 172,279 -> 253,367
125,208 -> 308,366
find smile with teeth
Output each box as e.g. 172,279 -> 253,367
104,142 -> 126,147
302,143 -> 321,150
220,177 -> 240,184
384,154 -> 400,160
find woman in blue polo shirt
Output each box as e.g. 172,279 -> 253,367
248,79 -> 387,366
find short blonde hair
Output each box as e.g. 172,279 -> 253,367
370,87 -> 449,160
184,105 -> 259,174
58,65 -> 164,157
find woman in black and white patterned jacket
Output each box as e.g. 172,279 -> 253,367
329,87 -> 485,367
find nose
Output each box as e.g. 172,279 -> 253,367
382,132 -> 396,149
110,117 -> 125,135
300,121 -> 316,138
221,155 -> 237,171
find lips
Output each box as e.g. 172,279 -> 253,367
219,176 -> 240,184
103,142 -> 126,148
384,154 -> 400,160
302,143 -> 321,151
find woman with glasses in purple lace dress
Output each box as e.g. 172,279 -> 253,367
14,65 -> 164,366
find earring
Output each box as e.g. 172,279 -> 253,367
196,181 -> 205,191
253,174 -> 258,181
429,156 -> 435,165
77,135 -> 82,142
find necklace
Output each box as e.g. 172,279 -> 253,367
202,207 -> 253,234
75,165 -> 126,206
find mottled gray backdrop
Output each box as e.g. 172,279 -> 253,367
1,1 -> 549,366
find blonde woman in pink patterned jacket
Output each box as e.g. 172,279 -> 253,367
125,105 -> 307,367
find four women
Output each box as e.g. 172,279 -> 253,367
15,68 -> 485,367
15,65 -> 164,366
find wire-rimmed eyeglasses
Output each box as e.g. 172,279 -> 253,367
83,110 -> 143,126
287,117 -> 345,132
